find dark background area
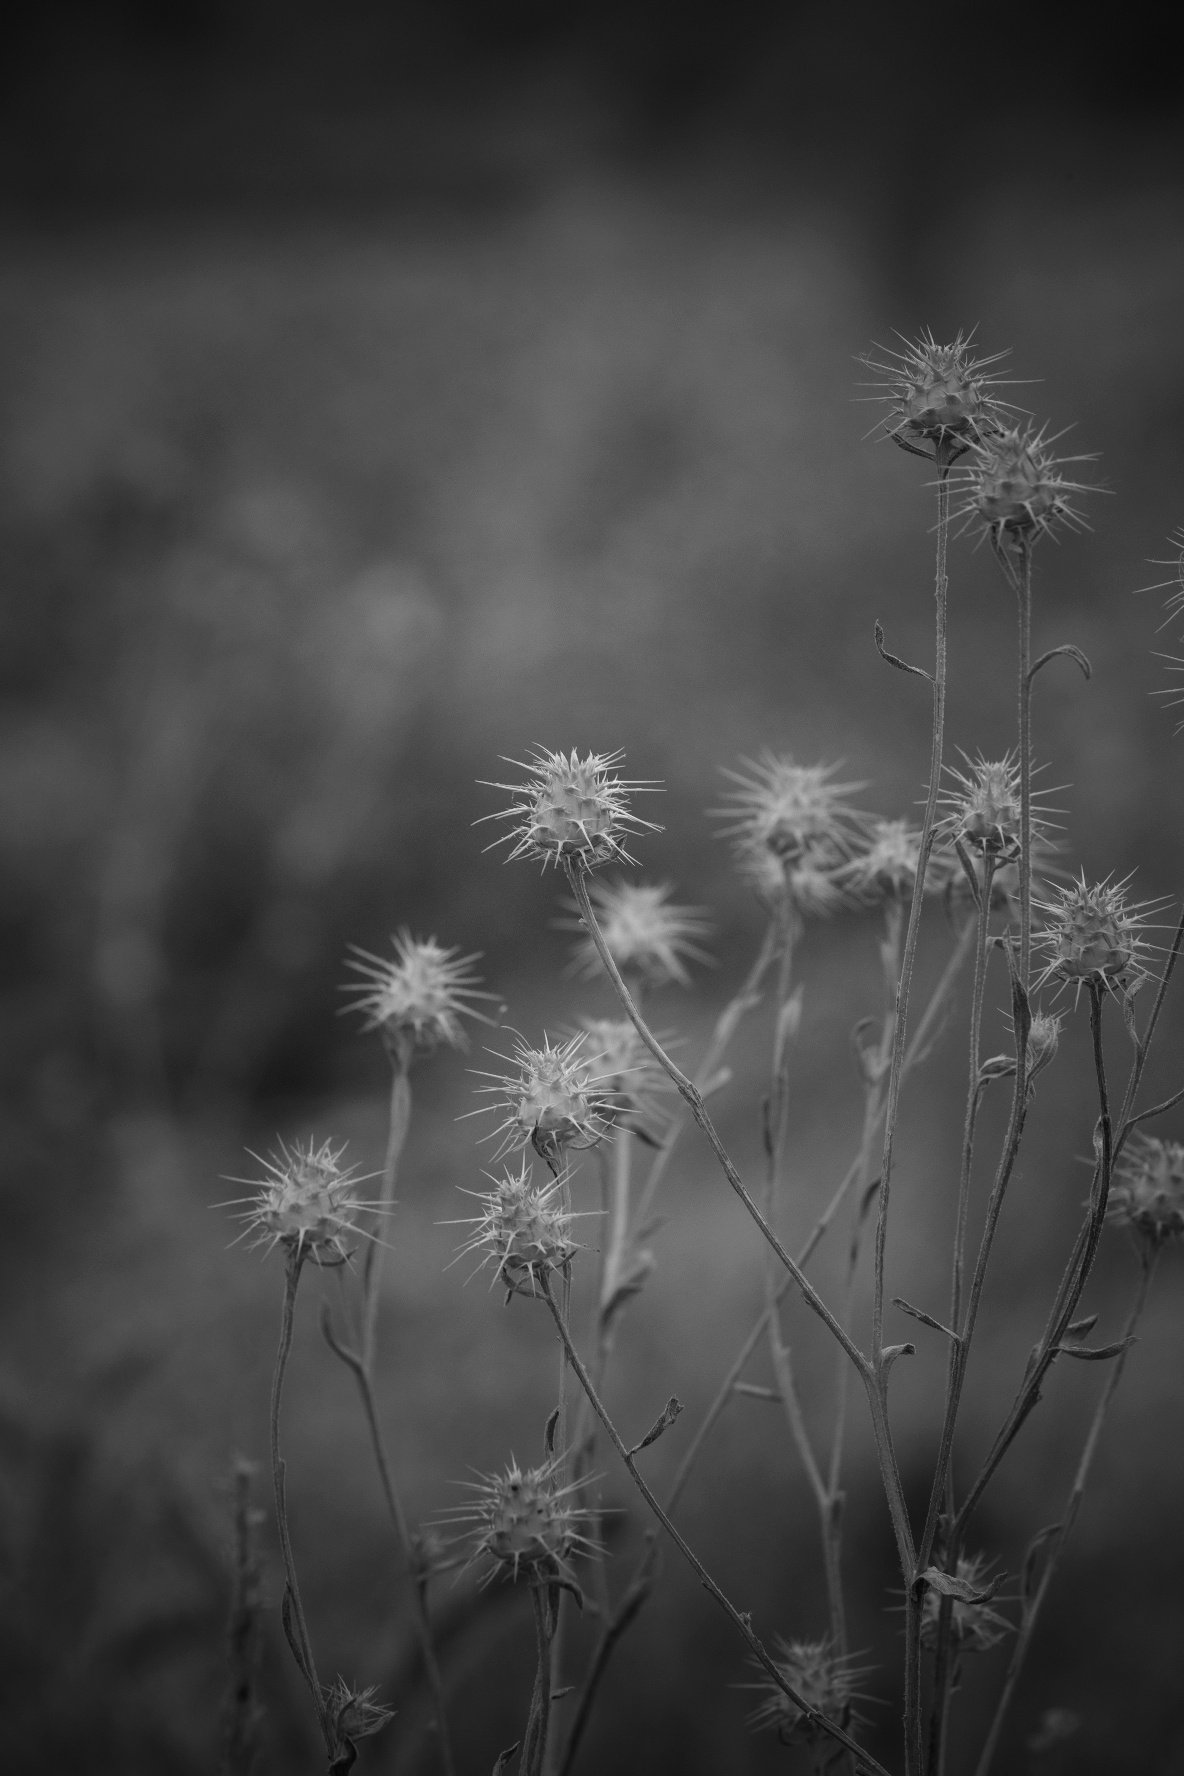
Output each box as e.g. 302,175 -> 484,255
3,5 -> 1184,1773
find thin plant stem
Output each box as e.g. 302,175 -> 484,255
269,1246 -> 326,1735
954,984 -> 1113,1541
322,1053 -> 457,1776
566,859 -> 916,1576
629,917 -> 783,1241
555,917 -> 971,1766
973,1245 -> 1158,1776
537,1272 -> 894,1776
362,1053 -> 413,1370
323,1317 -> 457,1776
520,1585 -> 558,1776
872,450 -> 953,1375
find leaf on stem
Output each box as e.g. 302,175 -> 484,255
920,1565 -> 1004,1606
1029,643 -> 1092,684
893,1297 -> 957,1340
1052,1337 -> 1135,1362
873,621 -> 934,684
1021,1524 -> 1063,1607
627,1397 -> 684,1459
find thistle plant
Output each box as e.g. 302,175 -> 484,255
220,332 -> 1184,1776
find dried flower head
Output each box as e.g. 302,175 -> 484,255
441,1456 -> 595,1587
450,1158 -> 581,1295
575,1016 -> 669,1129
920,1555 -> 1011,1654
562,877 -> 712,987
939,752 -> 1063,862
840,818 -> 951,904
1033,872 -> 1159,1001
743,1637 -> 872,1745
324,1678 -> 393,1746
479,747 -> 660,871
469,1032 -> 617,1160
222,1138 -> 377,1266
342,930 -> 492,1056
957,421 -> 1094,546
1109,1134 -> 1184,1245
718,752 -> 866,872
860,329 -> 1013,459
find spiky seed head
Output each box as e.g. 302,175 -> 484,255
441,1456 -> 594,1587
958,422 -> 1093,545
860,329 -> 1012,458
342,930 -> 491,1056
921,1555 -> 1011,1654
744,1637 -> 871,1744
563,878 -> 712,987
226,1138 -> 370,1266
453,1158 -> 579,1295
1034,873 -> 1155,999
941,753 -> 1024,859
479,747 -> 660,871
841,818 -> 950,904
471,1032 -> 617,1160
1109,1135 -> 1184,1245
325,1678 -> 393,1744
718,752 -> 867,869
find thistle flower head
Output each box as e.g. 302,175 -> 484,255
479,747 -> 660,871
441,1455 -> 595,1587
342,930 -> 492,1056
324,1678 -> 393,1745
743,1637 -> 872,1745
1109,1134 -> 1184,1246
718,752 -> 866,879
860,329 -> 1013,459
957,421 -> 1094,546
576,1016 -> 669,1122
1033,872 -> 1159,1001
562,878 -> 712,987
840,818 -> 950,904
223,1138 -> 375,1266
921,1555 -> 1011,1654
470,1032 -> 617,1160
451,1158 -> 580,1296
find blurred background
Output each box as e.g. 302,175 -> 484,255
3,4 -> 1184,1771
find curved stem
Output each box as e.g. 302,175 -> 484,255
872,454 -> 952,1372
537,1272 -> 893,1776
363,1056 -> 413,1370
974,1246 -> 1157,1776
270,1247 -> 326,1733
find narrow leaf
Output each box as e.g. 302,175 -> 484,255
874,621 -> 933,683
893,1297 -> 957,1340
628,1396 -> 684,1458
